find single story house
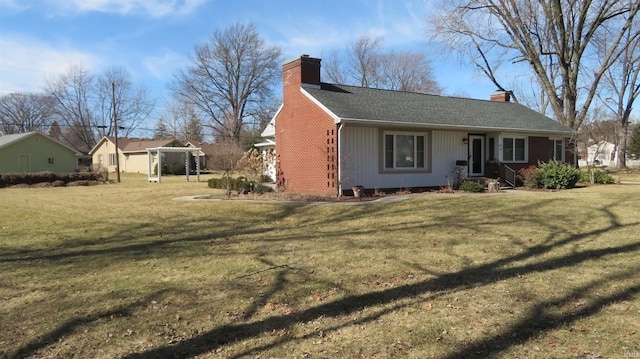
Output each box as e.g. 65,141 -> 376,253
0,131 -> 82,173
184,141 -> 234,170
271,55 -> 574,196
89,137 -> 185,173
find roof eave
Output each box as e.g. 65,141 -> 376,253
300,87 -> 341,122
337,118 -> 573,136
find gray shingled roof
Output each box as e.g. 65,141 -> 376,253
0,132 -> 31,149
0,131 -> 82,154
304,84 -> 572,135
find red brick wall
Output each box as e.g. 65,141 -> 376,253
275,57 -> 338,196
489,136 -> 574,183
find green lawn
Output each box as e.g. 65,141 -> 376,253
1,175 -> 639,358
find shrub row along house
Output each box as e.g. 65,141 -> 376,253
268,55 -> 574,196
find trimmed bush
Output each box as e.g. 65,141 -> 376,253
538,161 -> 581,189
580,169 -> 615,184
260,174 -> 274,183
458,180 -> 485,192
153,163 -> 170,175
254,184 -> 274,194
517,165 -> 543,189
169,163 -> 186,175
593,170 -> 615,184
0,172 -> 102,188
207,176 -> 255,192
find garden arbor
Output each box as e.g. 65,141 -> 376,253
146,146 -> 201,183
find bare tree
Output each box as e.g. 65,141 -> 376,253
597,21 -> 640,168
379,50 -> 443,94
577,108 -> 619,182
429,0 -> 639,131
207,140 -> 245,196
348,35 -> 384,88
321,49 -> 348,85
322,34 -> 442,94
172,22 -> 282,145
95,66 -> 155,138
154,101 -> 204,142
0,92 -> 55,134
46,64 -> 96,153
238,98 -> 279,149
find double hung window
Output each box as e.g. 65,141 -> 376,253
502,136 -> 527,162
550,139 -> 564,161
384,132 -> 427,170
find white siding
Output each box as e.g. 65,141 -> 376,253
340,126 -> 469,191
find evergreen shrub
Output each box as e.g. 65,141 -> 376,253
458,180 -> 484,192
538,161 -> 581,189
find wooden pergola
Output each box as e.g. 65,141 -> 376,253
146,147 -> 201,183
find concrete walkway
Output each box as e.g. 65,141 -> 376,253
173,189 -> 521,205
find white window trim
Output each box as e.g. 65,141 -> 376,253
499,134 -> 528,163
109,153 -> 117,166
551,139 -> 565,162
383,131 -> 429,171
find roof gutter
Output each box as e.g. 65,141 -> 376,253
337,117 -> 573,136
337,122 -> 344,198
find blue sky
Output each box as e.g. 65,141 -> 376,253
0,0 -> 497,105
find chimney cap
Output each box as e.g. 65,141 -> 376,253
490,90 -> 512,102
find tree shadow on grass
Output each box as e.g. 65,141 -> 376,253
442,270 -> 640,359
8,290 -> 170,359
119,218 -> 640,358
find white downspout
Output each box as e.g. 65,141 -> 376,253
337,123 -> 344,198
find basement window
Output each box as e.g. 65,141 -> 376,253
48,157 -> 54,164
383,131 -> 428,170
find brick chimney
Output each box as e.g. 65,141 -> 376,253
490,91 -> 512,102
282,54 -> 321,88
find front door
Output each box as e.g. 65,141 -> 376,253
469,135 -> 484,176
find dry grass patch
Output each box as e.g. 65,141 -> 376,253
1,178 -> 639,358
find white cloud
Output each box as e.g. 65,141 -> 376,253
0,0 -> 29,11
45,0 -> 208,17
142,49 -> 185,81
0,36 -> 102,94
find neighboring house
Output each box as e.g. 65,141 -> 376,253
578,141 -> 618,168
185,141 -> 232,170
271,55 -> 574,196
254,116 -> 277,181
89,137 -> 185,173
0,131 -> 82,174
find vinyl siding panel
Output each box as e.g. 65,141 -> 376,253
0,133 -> 78,173
340,127 -> 469,192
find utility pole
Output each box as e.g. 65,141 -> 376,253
112,82 -> 121,183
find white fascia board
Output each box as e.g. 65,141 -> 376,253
88,136 -> 111,155
261,105 -> 282,137
300,87 -> 341,123
254,139 -> 276,147
145,147 -> 201,153
338,118 -> 572,136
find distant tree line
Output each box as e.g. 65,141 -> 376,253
2,6 -> 638,168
